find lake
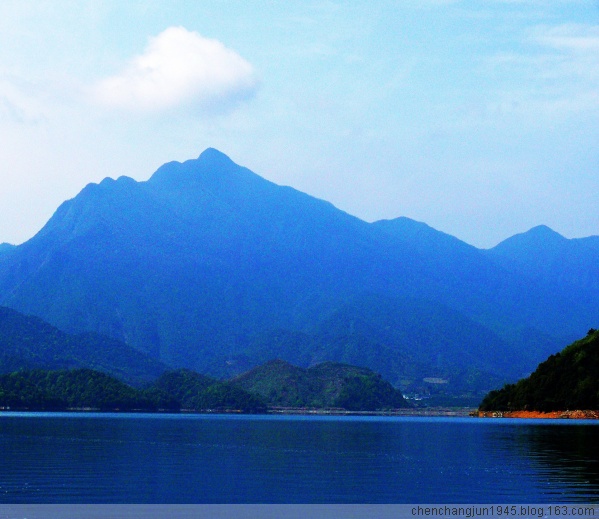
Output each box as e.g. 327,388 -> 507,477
0,413 -> 598,503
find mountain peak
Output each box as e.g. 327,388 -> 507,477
491,225 -> 566,253
486,224 -> 570,274
197,147 -> 232,163
525,225 -> 565,240
195,147 -> 241,175
148,147 -> 257,190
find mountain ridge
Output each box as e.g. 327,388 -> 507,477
0,148 -> 596,397
0,306 -> 167,386
485,224 -> 599,292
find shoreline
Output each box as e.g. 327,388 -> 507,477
475,410 -> 599,419
0,406 -> 477,417
267,406 -> 475,417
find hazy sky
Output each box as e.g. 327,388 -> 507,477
1,1 -> 597,248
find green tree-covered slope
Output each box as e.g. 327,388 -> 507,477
0,368 -> 266,412
232,359 -> 410,410
0,361 -> 408,413
150,369 -> 266,413
0,369 -> 175,411
479,329 -> 599,412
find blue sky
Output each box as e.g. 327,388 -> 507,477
0,1 -> 597,248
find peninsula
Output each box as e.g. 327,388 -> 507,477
477,328 -> 599,418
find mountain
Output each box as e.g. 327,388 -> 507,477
0,367 -> 264,412
0,361 -> 404,413
0,306 -> 167,386
150,369 -> 266,413
479,329 -> 599,412
0,368 -> 173,411
232,359 -> 410,410
372,218 -> 596,345
0,149 -> 385,367
217,294 -> 522,400
485,225 -> 599,292
0,148 -> 596,394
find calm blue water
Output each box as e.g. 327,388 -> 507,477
0,413 -> 598,503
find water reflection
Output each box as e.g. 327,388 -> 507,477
520,423 -> 599,500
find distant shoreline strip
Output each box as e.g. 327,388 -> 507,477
475,410 -> 599,419
1,504 -> 598,519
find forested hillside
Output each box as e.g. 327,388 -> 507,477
0,361 -> 409,413
479,329 -> 599,412
0,368 -> 264,413
232,360 -> 410,410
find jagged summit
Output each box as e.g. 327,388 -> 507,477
484,222 -> 599,293
372,216 -> 432,235
146,147 -> 267,192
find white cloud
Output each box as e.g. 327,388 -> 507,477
478,23 -> 599,121
92,26 -> 257,113
0,77 -> 48,124
533,23 -> 599,52
531,24 -> 599,97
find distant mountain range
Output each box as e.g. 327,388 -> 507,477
483,225 -> 599,292
0,304 -> 406,412
0,148 -> 596,399
0,306 -> 165,386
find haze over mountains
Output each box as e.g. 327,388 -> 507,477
0,148 -> 596,398
0,306 -> 165,386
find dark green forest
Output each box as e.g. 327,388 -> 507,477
0,360 -> 410,413
479,329 -> 599,412
232,359 -> 410,410
0,368 -> 264,413
152,369 -> 267,412
0,369 -> 170,411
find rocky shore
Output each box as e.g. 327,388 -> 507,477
474,410 -> 599,419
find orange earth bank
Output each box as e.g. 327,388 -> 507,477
476,410 -> 599,419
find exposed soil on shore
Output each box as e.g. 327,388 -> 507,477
475,410 -> 599,419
